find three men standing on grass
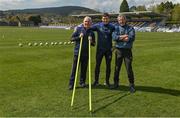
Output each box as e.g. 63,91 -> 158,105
69,14 -> 136,93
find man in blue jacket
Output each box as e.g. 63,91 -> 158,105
69,16 -> 95,90
112,15 -> 135,93
91,13 -> 115,87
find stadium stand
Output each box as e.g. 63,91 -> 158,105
70,11 -> 180,32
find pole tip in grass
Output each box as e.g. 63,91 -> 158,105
89,110 -> 95,116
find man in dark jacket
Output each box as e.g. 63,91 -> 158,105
91,13 -> 115,87
69,16 -> 95,90
112,15 -> 136,93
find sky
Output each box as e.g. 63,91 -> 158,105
0,0 -> 180,11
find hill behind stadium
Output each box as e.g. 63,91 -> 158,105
0,6 -> 99,16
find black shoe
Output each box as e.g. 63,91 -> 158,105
69,85 -> 73,90
111,84 -> 119,89
80,83 -> 86,88
93,81 -> 99,86
129,84 -> 135,93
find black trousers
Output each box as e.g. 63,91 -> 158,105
95,49 -> 112,83
114,48 -> 134,86
69,54 -> 88,86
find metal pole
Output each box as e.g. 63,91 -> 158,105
88,36 -> 92,112
71,37 -> 83,107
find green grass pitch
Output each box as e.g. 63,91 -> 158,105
0,27 -> 180,117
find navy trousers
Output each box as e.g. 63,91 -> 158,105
94,49 -> 112,84
69,54 -> 88,86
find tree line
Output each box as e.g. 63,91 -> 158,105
120,0 -> 180,23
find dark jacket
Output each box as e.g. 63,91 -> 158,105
91,22 -> 115,51
71,24 -> 95,56
112,24 -> 135,49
